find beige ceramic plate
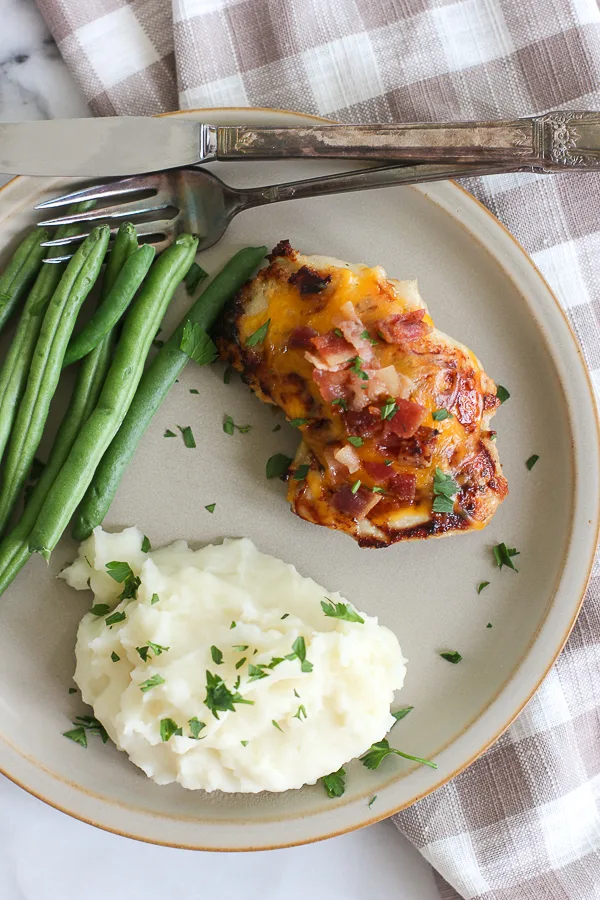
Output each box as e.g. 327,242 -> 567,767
0,108 -> 598,850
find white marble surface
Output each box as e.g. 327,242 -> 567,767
0,1 -> 439,896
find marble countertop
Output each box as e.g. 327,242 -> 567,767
0,1 -> 438,897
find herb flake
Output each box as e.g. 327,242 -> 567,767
246,319 -> 270,347
493,542 -> 520,572
440,651 -> 462,664
526,454 -> 540,470
360,739 -> 437,770
321,598 -> 364,624
178,424 -> 196,448
266,453 -> 293,479
321,767 -> 346,798
160,718 -> 182,742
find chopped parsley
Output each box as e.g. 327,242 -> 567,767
223,414 -> 251,435
281,613 -> 290,620
293,464 -> 310,480
287,636 -> 313,673
432,409 -> 452,421
350,356 -> 369,381
290,418 -> 309,427
178,424 -> 196,448
360,329 -> 378,346
105,561 -> 134,583
205,503 -> 216,513
432,467 -> 459,514
321,598 -> 364,624
63,715 -> 109,749
233,645 -> 249,652
477,581 -> 490,594
248,663 -> 269,682
184,261 -> 208,295
148,642 -> 169,658
380,398 -> 397,421
204,670 -> 253,718
68,687 -> 77,693
235,657 -> 247,669
111,652 -> 120,662
211,646 -> 224,665
188,717 -> 206,739
105,611 -> 126,627
368,795 -> 378,808
189,388 -> 199,394
266,453 -> 293,479
496,385 -> 510,404
241,740 -> 249,747
272,720 -> 283,732
272,424 -> 281,432
150,593 -> 160,605
360,739 -> 437,770
332,398 -> 347,411
440,651 -> 462,664
105,560 -> 140,601
350,479 -> 361,494
63,726 -> 88,748
526,454 -> 540,470
179,321 -> 217,366
493,542 -> 520,572
245,318 -> 270,347
137,646 -> 149,661
164,428 -> 176,437
321,767 -> 346,798
293,705 -> 307,721
390,707 -> 413,726
90,604 -> 110,617
139,674 -> 165,692
333,328 -> 344,338
230,621 -> 236,629
372,486 -> 387,494
487,623 -> 493,629
347,435 -> 363,447
160,718 -> 182,742
141,535 -> 151,553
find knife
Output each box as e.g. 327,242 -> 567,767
1,113 -> 599,176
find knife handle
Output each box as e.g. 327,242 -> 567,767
215,112 -> 600,169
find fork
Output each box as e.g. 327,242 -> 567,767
35,161 -> 522,262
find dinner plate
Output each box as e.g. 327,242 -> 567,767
0,108 -> 598,851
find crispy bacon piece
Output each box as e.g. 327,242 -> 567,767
289,326 -> 318,349
345,408 -> 383,439
313,369 -> 350,402
331,485 -> 382,520
376,426 -> 438,467
288,266 -> 332,295
377,309 -> 432,344
306,331 -> 355,371
387,473 -> 417,501
386,399 -> 427,438
363,460 -> 393,481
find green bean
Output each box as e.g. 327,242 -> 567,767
63,244 -> 155,367
0,229 -> 49,335
0,226 -> 110,535
29,234 -> 198,559
0,204 -> 95,467
0,227 -> 139,595
72,245 -> 266,541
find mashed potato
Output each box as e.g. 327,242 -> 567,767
62,528 -> 406,793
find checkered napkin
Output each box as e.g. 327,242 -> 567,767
33,0 -> 600,896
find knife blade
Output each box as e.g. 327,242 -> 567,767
0,117 -> 213,177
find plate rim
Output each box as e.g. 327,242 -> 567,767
0,106 -> 598,850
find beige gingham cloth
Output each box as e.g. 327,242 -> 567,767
33,0 -> 600,896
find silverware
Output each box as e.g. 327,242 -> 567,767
3,111 -> 600,176
35,161 -> 520,260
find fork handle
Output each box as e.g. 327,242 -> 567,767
215,112 -> 600,170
